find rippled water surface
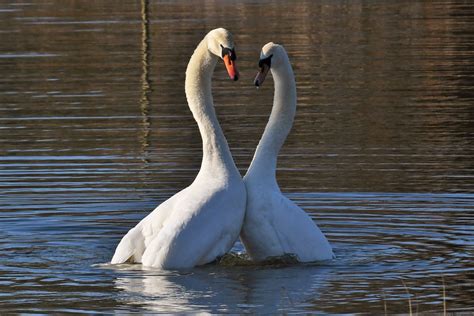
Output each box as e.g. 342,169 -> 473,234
1,0 -> 474,313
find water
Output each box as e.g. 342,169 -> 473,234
1,0 -> 473,313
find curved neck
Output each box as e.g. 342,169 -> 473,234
245,56 -> 296,184
185,39 -> 238,178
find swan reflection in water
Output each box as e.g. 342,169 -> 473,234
113,260 -> 332,313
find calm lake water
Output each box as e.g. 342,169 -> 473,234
1,0 -> 474,313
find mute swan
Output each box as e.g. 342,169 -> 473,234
240,43 -> 334,262
111,28 -> 246,269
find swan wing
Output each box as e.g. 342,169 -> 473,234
240,193 -> 286,260
111,225 -> 144,264
142,184 -> 244,269
271,193 -> 334,261
111,188 -> 187,264
242,189 -> 333,262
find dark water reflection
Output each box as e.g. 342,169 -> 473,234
1,0 -> 473,313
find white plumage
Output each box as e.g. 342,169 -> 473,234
111,28 -> 246,269
240,42 -> 334,262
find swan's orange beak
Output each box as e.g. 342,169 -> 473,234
223,55 -> 239,81
254,63 -> 270,87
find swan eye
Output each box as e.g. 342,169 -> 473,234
220,44 -> 237,61
258,54 -> 273,68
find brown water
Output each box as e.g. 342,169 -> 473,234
1,0 -> 474,313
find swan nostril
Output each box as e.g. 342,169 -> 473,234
254,79 -> 260,87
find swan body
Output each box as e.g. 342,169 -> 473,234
111,28 -> 246,269
240,43 -> 334,262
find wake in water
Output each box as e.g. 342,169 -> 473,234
96,252 -> 304,269
215,252 -> 300,267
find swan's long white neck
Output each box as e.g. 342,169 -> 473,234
185,38 -> 238,178
245,53 -> 296,185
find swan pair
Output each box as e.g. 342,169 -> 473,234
111,28 -> 334,269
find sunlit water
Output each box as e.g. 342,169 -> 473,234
1,1 -> 473,314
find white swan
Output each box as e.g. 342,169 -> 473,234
240,42 -> 334,262
111,28 -> 246,269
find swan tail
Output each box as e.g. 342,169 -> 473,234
111,227 -> 145,264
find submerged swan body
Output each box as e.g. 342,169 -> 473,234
240,42 -> 334,262
111,28 -> 246,269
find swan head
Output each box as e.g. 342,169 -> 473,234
206,28 -> 239,81
254,42 -> 287,87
